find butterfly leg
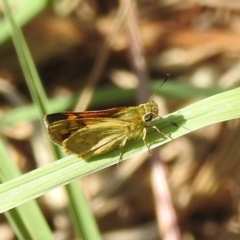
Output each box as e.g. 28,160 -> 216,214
118,137 -> 128,161
142,128 -> 151,154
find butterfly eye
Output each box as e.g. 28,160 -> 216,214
143,112 -> 153,122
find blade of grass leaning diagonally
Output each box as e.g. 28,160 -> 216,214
0,86 -> 240,213
0,139 -> 53,240
1,1 -> 53,239
2,1 -> 101,240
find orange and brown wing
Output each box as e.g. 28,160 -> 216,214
44,107 -> 126,125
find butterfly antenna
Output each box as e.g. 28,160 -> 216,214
149,74 -> 169,101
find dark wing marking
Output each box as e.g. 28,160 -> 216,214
44,107 -> 126,124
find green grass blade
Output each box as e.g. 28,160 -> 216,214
1,1 -> 54,238
0,86 -> 239,213
2,1 -> 102,239
0,139 -> 54,240
3,0 -> 49,115
66,184 -> 102,240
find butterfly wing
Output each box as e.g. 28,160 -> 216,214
45,117 -> 130,159
62,118 -> 129,159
